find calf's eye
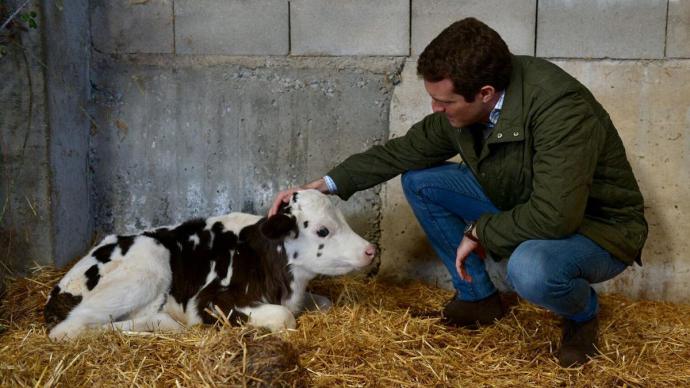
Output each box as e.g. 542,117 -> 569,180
316,227 -> 330,238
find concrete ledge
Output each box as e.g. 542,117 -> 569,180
291,0 -> 409,56
175,0 -> 289,55
537,0 -> 666,59
411,0 -> 536,56
91,0 -> 173,54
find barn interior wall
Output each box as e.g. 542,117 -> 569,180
1,1 -> 52,282
1,0 -> 688,302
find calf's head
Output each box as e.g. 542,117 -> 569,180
262,190 -> 376,276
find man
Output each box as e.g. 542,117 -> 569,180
269,18 -> 647,367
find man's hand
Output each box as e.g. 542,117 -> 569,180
268,178 -> 330,216
455,235 -> 487,283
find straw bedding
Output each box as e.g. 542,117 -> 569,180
1,265 -> 689,387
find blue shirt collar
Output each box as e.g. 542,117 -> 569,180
487,90 -> 505,129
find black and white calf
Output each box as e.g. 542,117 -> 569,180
45,190 -> 376,341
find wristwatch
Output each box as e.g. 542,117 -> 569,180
464,221 -> 480,243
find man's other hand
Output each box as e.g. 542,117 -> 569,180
268,178 -> 329,216
455,236 -> 486,283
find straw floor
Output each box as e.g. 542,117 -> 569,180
1,265 -> 689,387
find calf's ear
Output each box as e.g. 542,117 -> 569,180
277,200 -> 292,215
261,214 -> 298,240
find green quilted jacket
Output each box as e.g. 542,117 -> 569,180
327,55 -> 647,265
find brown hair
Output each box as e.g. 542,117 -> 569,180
417,18 -> 512,102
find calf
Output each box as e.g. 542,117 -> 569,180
45,190 -> 376,341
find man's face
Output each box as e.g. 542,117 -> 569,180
424,78 -> 494,128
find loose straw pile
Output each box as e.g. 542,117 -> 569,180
1,266 -> 689,386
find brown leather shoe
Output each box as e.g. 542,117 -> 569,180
558,316 -> 599,367
441,292 -> 504,328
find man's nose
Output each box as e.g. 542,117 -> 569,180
431,101 -> 445,113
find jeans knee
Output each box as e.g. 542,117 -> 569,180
507,243 -> 560,301
401,170 -> 423,195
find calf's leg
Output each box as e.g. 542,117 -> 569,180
104,312 -> 185,333
237,304 -> 296,332
48,271 -> 168,341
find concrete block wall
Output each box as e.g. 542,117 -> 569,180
175,0 -> 289,55
2,0 -> 689,302
85,0 -> 690,59
411,0 -> 537,56
537,0 -> 668,58
291,0 -> 409,56
91,0 -> 174,54
668,0 -> 690,58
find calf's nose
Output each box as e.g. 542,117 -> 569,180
364,244 -> 377,258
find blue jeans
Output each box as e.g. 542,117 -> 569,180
401,163 -> 628,322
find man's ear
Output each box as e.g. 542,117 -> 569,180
260,214 -> 298,240
479,85 -> 496,103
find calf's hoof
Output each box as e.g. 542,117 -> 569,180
303,292 -> 333,312
244,304 -> 297,333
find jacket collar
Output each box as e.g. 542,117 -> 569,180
487,55 -> 525,145
457,55 -> 527,164
458,55 -> 525,166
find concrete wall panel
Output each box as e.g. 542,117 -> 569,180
89,56 -> 403,245
0,7 -> 52,273
291,0 -> 409,56
91,0 -> 173,54
411,0 -> 536,56
668,0 -> 690,58
44,0 -> 93,267
175,0 -> 289,55
537,0 -> 667,59
554,59 -> 690,302
380,60 -> 447,286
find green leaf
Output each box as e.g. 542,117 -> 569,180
29,19 -> 37,29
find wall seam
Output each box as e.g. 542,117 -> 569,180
664,0 -> 669,58
85,0 -> 95,254
534,0 -> 539,57
288,1 -> 292,55
408,0 -> 412,57
172,0 -> 176,55
39,0 -> 56,265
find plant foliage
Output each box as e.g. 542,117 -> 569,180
0,0 -> 38,58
